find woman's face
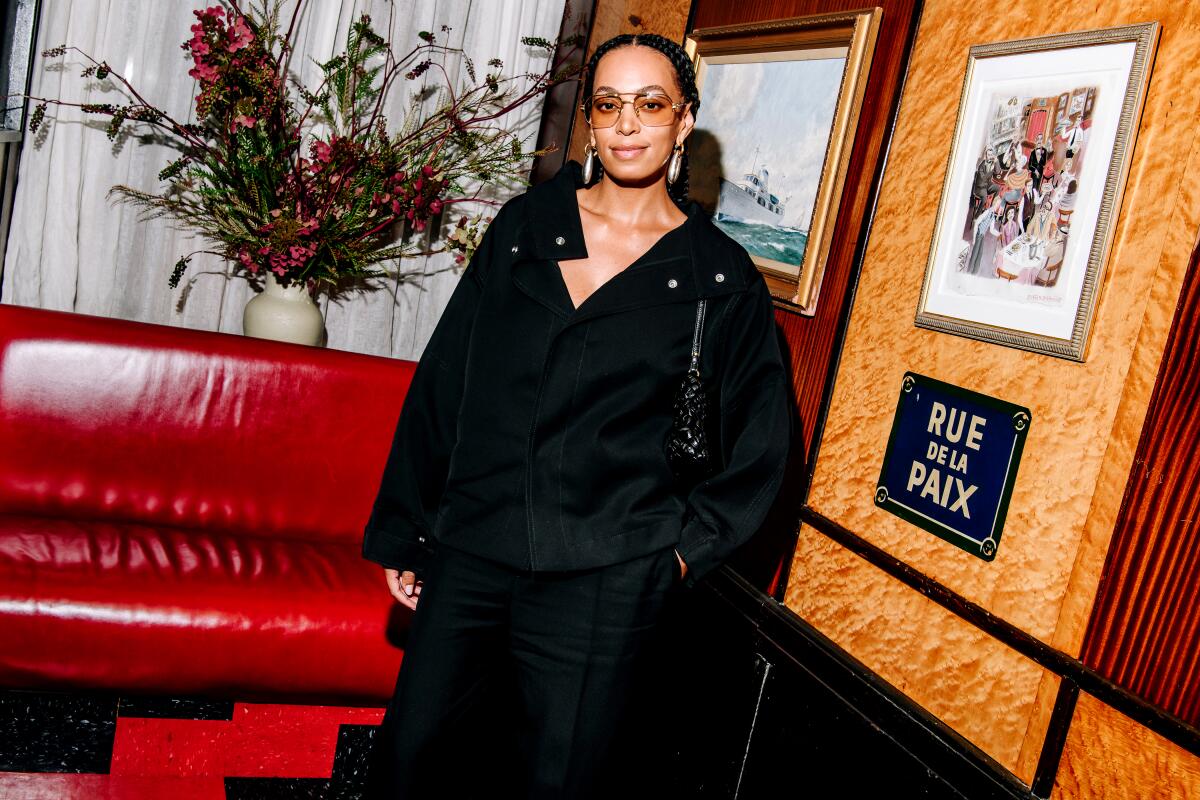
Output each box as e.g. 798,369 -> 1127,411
587,45 -> 694,186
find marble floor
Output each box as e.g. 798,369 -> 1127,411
0,688 -> 385,799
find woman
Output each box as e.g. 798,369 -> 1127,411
363,33 -> 791,799
992,205 -> 1023,277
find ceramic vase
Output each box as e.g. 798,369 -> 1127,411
242,273 -> 325,346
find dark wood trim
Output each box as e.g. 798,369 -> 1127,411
706,566 -> 1033,798
1030,679 -> 1078,799
799,506 -> 1200,757
531,1 -> 597,185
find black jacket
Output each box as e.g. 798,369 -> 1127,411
362,159 -> 792,587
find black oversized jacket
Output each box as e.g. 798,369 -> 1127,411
362,159 -> 792,588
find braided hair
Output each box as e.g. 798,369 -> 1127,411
580,33 -> 701,209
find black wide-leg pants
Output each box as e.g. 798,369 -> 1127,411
365,541 -> 682,799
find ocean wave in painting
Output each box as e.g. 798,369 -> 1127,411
714,218 -> 809,266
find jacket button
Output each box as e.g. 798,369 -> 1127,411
715,273 -> 725,283
555,236 -> 566,245
668,279 -> 678,288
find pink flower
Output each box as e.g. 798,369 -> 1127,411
429,199 -> 443,214
390,200 -> 402,215
236,248 -> 259,273
188,61 -> 219,82
422,164 -> 434,177
190,40 -> 210,56
311,140 -> 333,164
232,114 -> 257,131
229,17 -> 253,52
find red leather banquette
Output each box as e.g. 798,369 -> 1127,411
0,304 -> 413,702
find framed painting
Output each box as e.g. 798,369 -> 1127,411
684,9 -> 881,315
915,23 -> 1159,360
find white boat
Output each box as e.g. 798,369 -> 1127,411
715,149 -> 787,227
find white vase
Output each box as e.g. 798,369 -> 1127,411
242,273 -> 326,346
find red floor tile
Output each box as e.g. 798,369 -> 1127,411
110,702 -> 384,778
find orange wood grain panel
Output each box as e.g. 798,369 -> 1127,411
791,0 -> 1200,780
1053,692 -> 1200,799
1082,234 -> 1200,728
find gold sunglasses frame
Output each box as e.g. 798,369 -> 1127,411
578,92 -> 689,128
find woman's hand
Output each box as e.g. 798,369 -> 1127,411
384,568 -> 423,610
674,549 -> 688,581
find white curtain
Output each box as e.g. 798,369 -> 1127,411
2,0 -> 565,359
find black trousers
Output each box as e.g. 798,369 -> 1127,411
365,540 -> 683,799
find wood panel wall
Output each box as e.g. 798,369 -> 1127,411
784,0 -> 1200,783
1081,233 -> 1200,728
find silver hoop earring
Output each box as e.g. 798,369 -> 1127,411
666,144 -> 683,186
582,143 -> 598,184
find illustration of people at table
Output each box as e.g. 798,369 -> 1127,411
958,86 -> 1094,286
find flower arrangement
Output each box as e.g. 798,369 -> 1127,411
23,1 -> 581,297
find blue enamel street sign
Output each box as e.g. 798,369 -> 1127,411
875,372 -> 1030,561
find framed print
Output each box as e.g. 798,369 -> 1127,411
685,9 -> 881,315
915,23 -> 1159,360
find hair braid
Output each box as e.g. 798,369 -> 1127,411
580,34 -> 701,209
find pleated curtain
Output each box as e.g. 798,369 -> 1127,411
1,0 -> 566,359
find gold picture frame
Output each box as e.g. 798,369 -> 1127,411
685,9 -> 881,315
915,23 -> 1159,361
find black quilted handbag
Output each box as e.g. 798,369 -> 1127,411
664,299 -> 715,481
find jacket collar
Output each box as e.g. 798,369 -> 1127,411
511,159 -> 745,322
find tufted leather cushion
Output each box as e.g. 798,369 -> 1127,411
0,305 -> 415,700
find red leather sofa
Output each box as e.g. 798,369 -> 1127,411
0,304 -> 413,703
